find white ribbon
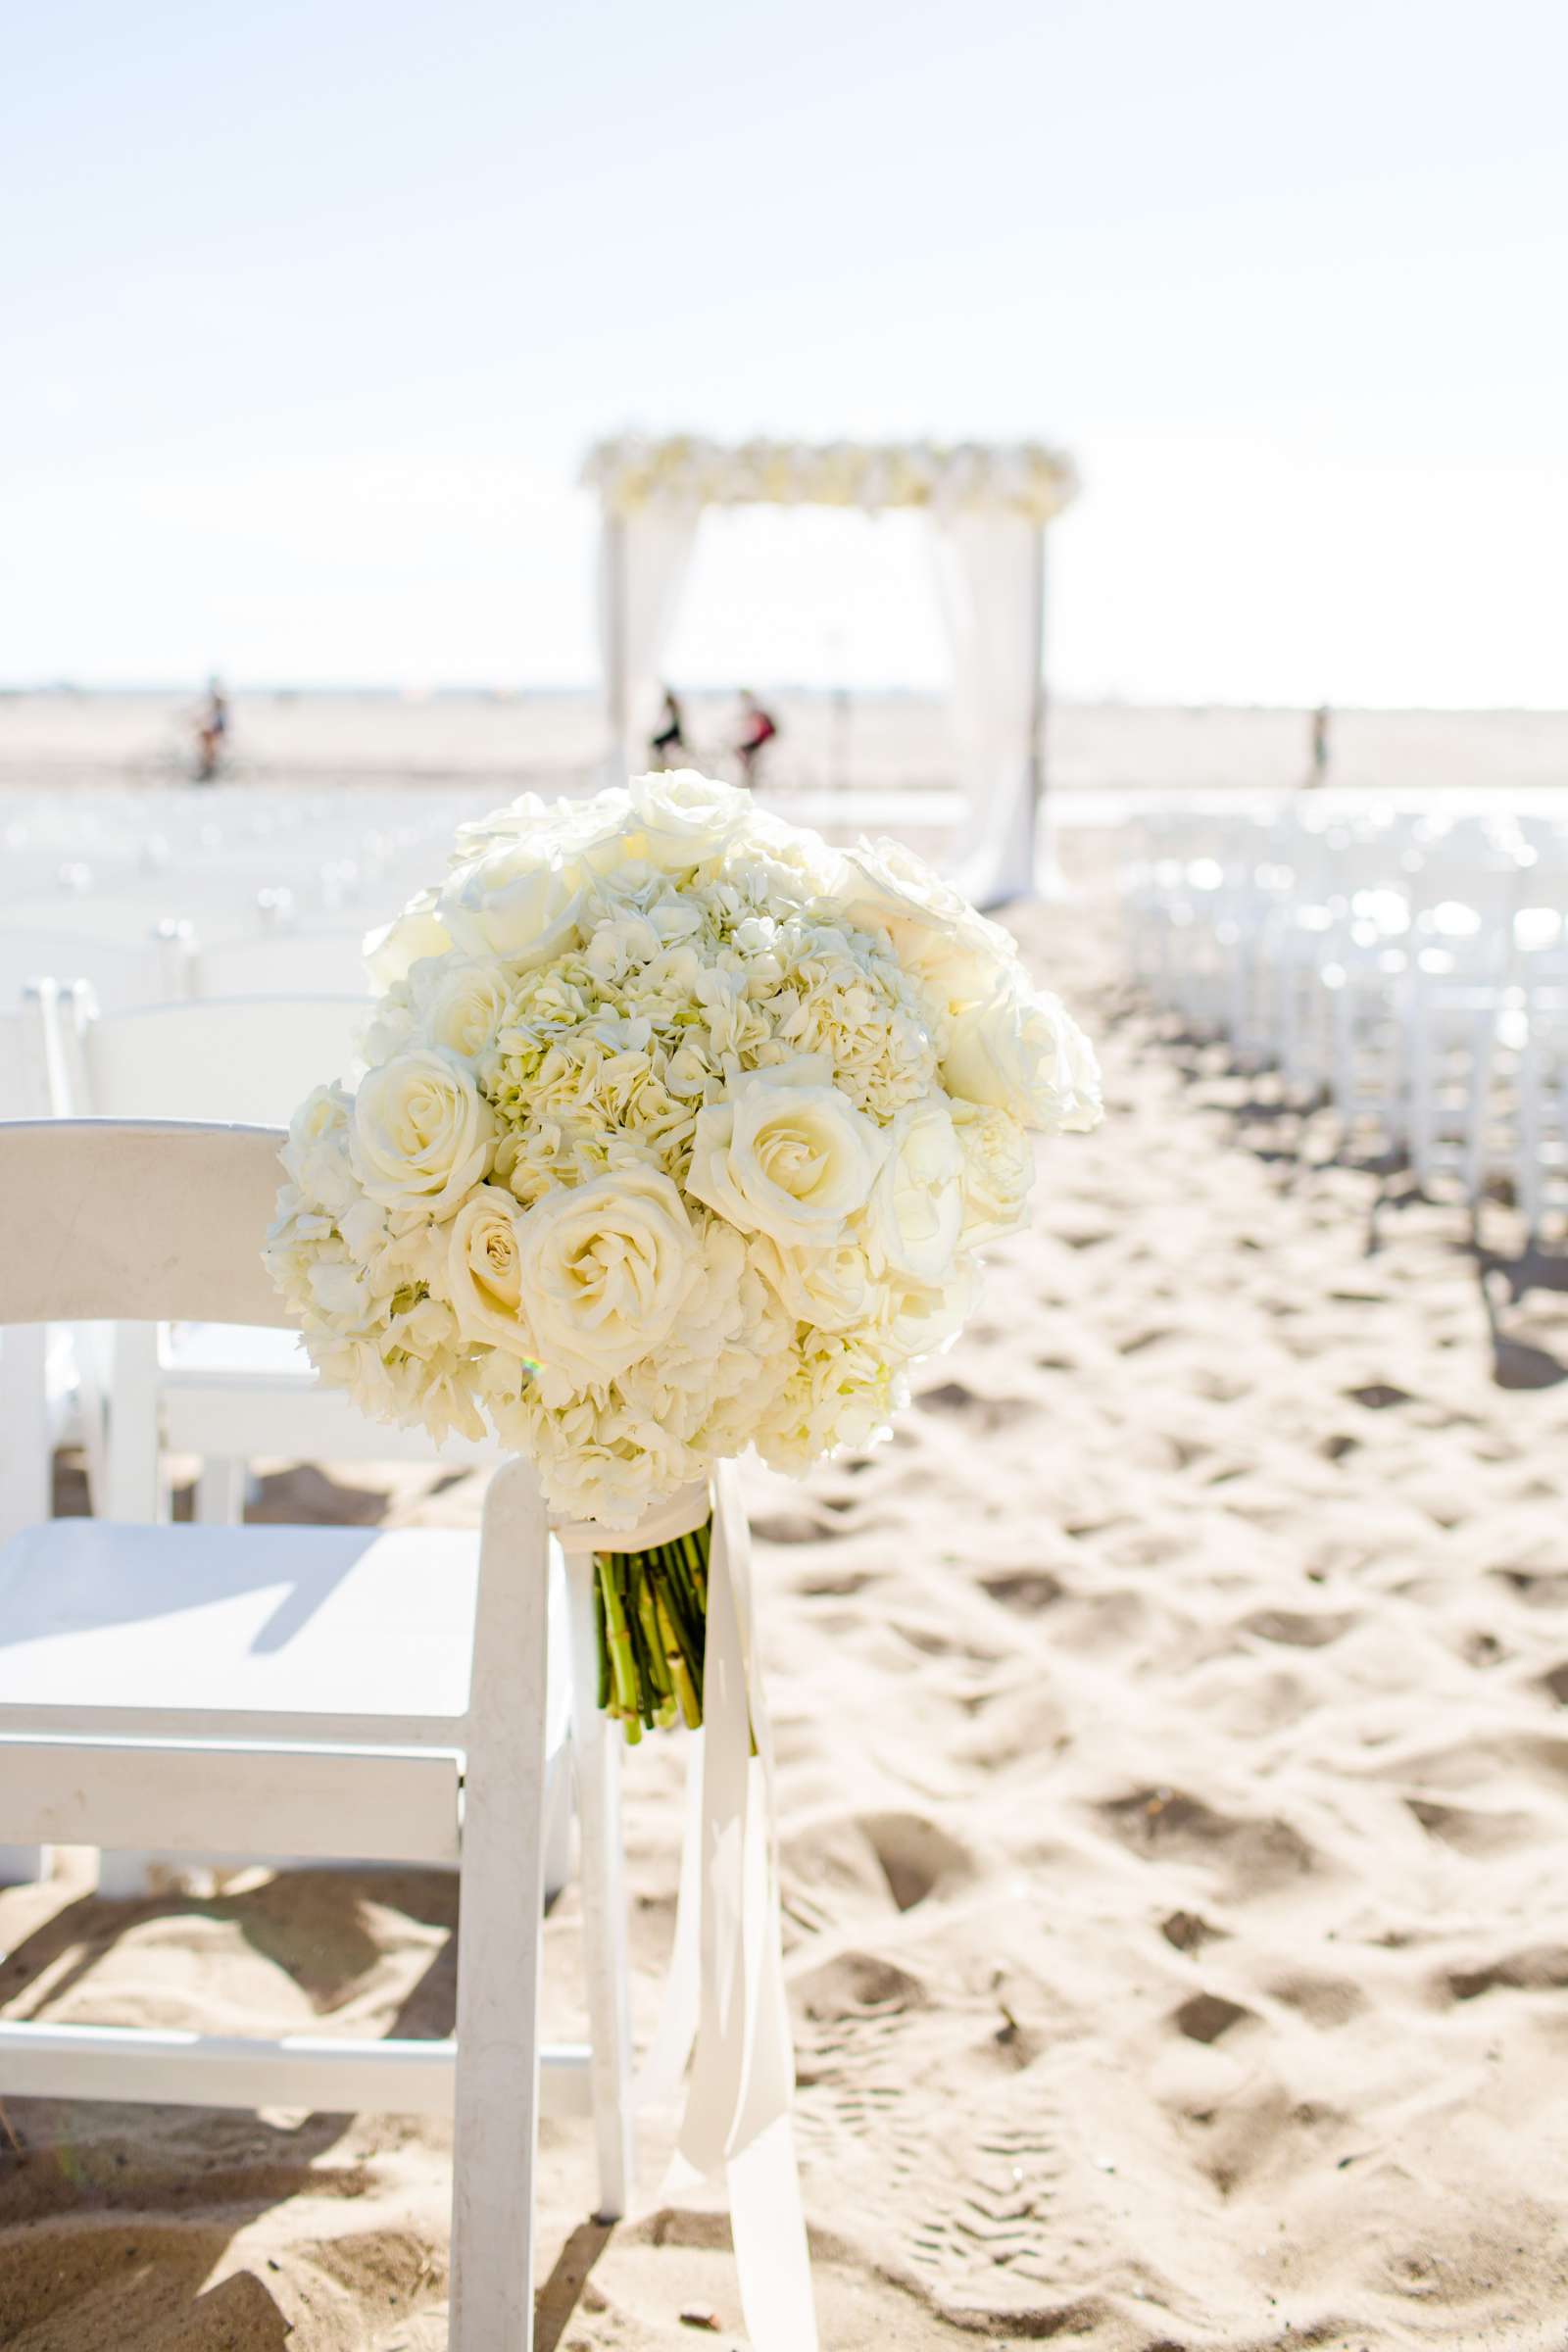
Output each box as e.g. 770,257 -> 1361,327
558,1466 -> 818,2351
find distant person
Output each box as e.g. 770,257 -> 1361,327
1306,702 -> 1331,788
734,688 -> 778,784
195,675 -> 229,783
648,685 -> 687,769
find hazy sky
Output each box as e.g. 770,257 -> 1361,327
5,0 -> 1565,704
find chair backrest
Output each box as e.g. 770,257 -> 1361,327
194,928 -> 371,999
0,1007 -> 49,1122
0,929 -> 191,1014
0,1121 -> 289,1327
59,992 -> 367,1124
0,896 -> 187,946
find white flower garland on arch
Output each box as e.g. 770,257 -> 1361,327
581,433 -> 1077,523
584,432 -> 1080,907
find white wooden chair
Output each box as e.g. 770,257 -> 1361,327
30,992 -> 569,1903
0,1119 -> 635,2345
40,989 -> 381,1527
191,925 -> 374,999
0,922 -> 192,1016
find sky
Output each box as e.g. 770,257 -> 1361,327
4,0 -> 1566,706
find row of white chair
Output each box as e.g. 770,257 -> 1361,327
1124,805 -> 1568,1232
0,906 -> 373,1014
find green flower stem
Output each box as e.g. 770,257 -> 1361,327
596,1555 -> 643,1744
594,1514 -> 715,1745
654,1578 -> 703,1729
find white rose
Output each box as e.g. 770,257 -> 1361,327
351,1047 -> 497,1214
446,1184 -> 534,1356
728,807 -> 847,898
451,791 -> 553,860
878,1258 -> 980,1360
279,1082 -> 358,1216
942,981 -> 1102,1134
439,842 -> 583,965
627,768 -> 749,868
832,836 -> 1018,1012
364,888 -> 452,991
951,1099 -> 1035,1247
750,1231 -> 875,1331
416,957 -> 512,1059
686,1054 -> 887,1250
515,1162 -> 699,1394
859,1094 -> 963,1284
618,1216 -> 791,1438
548,787 -> 637,871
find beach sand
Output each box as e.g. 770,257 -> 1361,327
7,687 -> 1568,803
4,868 -> 1568,2349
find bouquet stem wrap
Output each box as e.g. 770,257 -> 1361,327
557,1467 -> 818,2352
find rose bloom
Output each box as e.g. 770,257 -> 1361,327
627,767 -> 750,868
942,980 -> 1102,1134
280,1082 -> 359,1217
351,1047 -> 497,1214
686,1054 -> 887,1250
514,1161 -> 700,1395
750,1231 -> 876,1333
876,1257 -> 979,1359
446,1184 -> 533,1355
950,1099 -> 1035,1247
364,887 -> 452,992
416,957 -> 513,1060
439,842 -> 584,965
860,1093 -> 964,1284
833,836 -> 1017,1015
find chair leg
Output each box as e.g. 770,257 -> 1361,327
541,1744 -> 575,1905
0,1323 -> 49,1544
94,1850 -> 159,1899
194,1457 -> 249,1525
0,1845 -> 51,1886
450,1460 -> 552,2352
105,1323 -> 166,1523
566,1553 -> 636,2222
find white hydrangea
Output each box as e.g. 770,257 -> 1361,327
267,776 -> 1100,1524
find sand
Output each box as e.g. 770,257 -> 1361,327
5,865 -> 1568,2349
8,687 -> 1568,805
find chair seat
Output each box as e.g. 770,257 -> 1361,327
0,1518 -> 571,1750
162,1321 -> 314,1386
155,1323 -> 499,1469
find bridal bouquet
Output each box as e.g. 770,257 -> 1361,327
266,772 -> 1100,1738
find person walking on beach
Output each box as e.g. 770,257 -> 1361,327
648,685 -> 687,769
194,675 -> 229,783
1306,703 -> 1331,788
734,689 -> 778,784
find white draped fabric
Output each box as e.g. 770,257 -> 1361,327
931,508 -> 1044,909
557,1469 -> 819,2352
600,502 -> 702,781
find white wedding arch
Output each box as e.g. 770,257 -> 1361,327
582,433 -> 1079,907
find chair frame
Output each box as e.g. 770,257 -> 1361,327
0,1119 -> 633,2346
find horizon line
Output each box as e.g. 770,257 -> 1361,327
5,683 -> 1568,720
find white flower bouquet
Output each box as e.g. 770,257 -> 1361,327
266,772 -> 1101,1739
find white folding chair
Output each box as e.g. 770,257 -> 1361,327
0,922 -> 192,1015
1516,942 -> 1568,1238
0,1119 -> 635,2345
41,989 -> 380,1525
191,925 -> 373,998
32,992 -> 564,1898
